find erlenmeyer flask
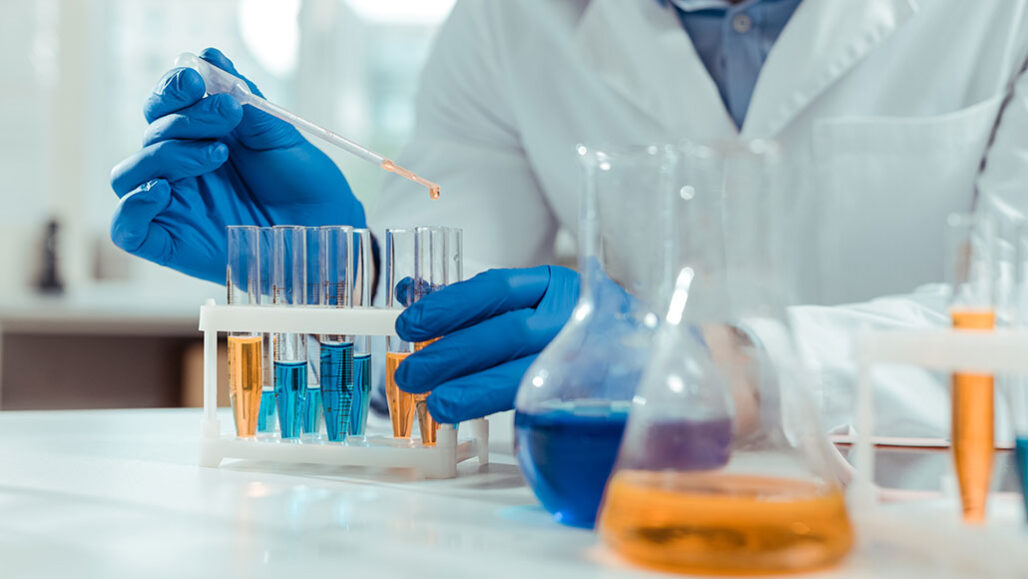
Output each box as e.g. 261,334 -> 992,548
515,145 -> 679,528
598,141 -> 854,575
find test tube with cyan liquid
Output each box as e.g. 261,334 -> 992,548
319,225 -> 355,441
272,225 -> 309,439
226,226 -> 263,437
349,229 -> 374,437
302,226 -> 324,438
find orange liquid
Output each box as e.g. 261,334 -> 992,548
598,471 -> 853,575
414,339 -> 441,445
950,308 -> 995,523
386,351 -> 415,438
381,159 -> 441,200
228,335 -> 263,438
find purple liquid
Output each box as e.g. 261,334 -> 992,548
633,417 -> 733,470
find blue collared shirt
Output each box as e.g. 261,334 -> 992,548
665,0 -> 802,128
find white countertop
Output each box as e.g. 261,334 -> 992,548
0,409 -> 1021,579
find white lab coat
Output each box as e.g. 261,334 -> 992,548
371,0 -> 1028,437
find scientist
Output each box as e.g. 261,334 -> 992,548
110,0 -> 1028,436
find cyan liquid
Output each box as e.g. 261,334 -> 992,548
302,387 -> 323,435
1016,436 -> 1028,521
514,402 -> 630,528
321,341 -> 354,441
275,361 -> 308,439
257,388 -> 276,433
349,354 -> 372,436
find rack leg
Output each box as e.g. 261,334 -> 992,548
202,302 -> 220,440
473,418 -> 489,466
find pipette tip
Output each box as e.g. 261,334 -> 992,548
381,159 -> 441,200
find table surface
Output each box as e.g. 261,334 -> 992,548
0,409 -> 1022,579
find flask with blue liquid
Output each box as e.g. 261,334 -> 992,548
514,145 -> 680,528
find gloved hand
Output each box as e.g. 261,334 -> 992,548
393,266 -> 580,423
109,47 -> 366,284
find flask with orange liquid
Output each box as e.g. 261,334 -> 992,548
597,141 -> 853,575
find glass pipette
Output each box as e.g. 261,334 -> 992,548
175,53 -> 441,200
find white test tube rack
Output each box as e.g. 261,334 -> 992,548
850,328 -> 1028,574
196,299 -> 490,479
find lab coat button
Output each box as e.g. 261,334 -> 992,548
732,13 -> 752,34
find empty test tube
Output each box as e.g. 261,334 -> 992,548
227,226 -> 263,438
272,226 -> 309,439
350,229 -> 374,437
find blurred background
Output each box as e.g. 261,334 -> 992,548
0,0 -> 454,410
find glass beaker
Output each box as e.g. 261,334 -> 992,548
515,145 -> 680,528
597,141 -> 853,575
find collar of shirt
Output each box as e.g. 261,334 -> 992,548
660,0 -> 766,12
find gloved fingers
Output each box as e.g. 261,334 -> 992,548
144,67 -> 206,123
199,47 -> 265,97
392,276 -> 438,307
425,356 -> 536,424
396,266 -> 552,342
142,93 -> 243,146
110,140 -> 228,197
198,47 -> 302,151
395,308 -> 554,394
110,179 -> 175,264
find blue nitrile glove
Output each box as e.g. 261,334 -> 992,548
109,47 -> 365,284
393,266 -> 581,424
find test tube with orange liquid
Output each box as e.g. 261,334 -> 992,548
947,213 -> 997,524
386,228 -> 417,438
226,226 -> 263,437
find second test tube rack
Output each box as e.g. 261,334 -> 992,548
197,300 -> 489,479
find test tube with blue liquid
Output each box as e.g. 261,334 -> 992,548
272,225 -> 308,439
256,227 -> 278,434
302,226 -> 324,437
349,229 -> 374,437
226,226 -> 263,437
319,225 -> 354,441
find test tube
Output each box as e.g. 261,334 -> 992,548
319,225 -> 354,442
947,213 -> 996,524
273,225 -> 309,439
256,227 -> 278,434
227,226 -> 263,438
412,227 -> 463,445
349,229 -> 374,437
386,228 -> 417,439
302,227 -> 324,437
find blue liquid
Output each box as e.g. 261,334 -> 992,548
302,387 -> 323,435
275,361 -> 308,439
321,342 -> 354,441
1017,436 -> 1028,521
349,354 -> 372,436
257,388 -> 276,433
514,403 -> 630,528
